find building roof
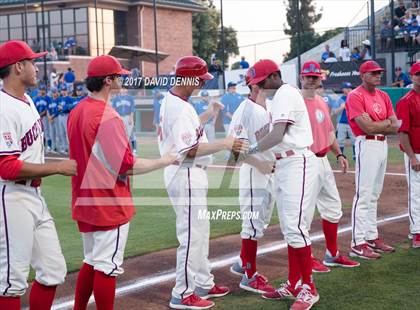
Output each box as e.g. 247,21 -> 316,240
0,0 -> 204,10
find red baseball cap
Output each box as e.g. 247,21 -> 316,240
248,59 -> 279,85
359,60 -> 385,74
409,62 -> 420,75
87,55 -> 130,77
0,40 -> 47,68
301,61 -> 322,77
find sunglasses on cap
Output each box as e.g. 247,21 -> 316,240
302,68 -> 321,74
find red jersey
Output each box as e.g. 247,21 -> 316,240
67,96 -> 135,230
346,86 -> 395,137
396,89 -> 420,153
304,95 -> 335,156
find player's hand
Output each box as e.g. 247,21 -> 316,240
231,137 -> 249,154
411,157 -> 420,172
161,152 -> 178,166
338,156 -> 348,173
209,101 -> 224,114
256,160 -> 275,174
56,159 -> 77,176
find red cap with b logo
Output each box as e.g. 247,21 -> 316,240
247,59 -> 279,85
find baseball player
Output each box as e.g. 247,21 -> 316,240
72,84 -> 86,109
33,84 -> 52,152
245,59 -> 319,310
0,40 -> 77,310
67,55 -> 175,310
334,82 -> 356,160
159,56 -> 247,310
227,69 -> 276,294
299,61 -> 360,272
111,89 -> 137,154
396,62 -> 420,248
193,90 -> 218,143
346,60 -> 399,259
221,82 -> 244,133
56,85 -> 73,154
47,88 -> 61,153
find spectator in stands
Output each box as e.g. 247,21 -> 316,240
392,66 -> 413,87
49,47 -> 58,61
64,67 -> 75,92
408,18 -> 420,46
220,82 -> 244,133
395,0 -> 407,19
381,20 -> 393,49
31,39 -> 40,53
339,39 -> 351,61
152,88 -> 164,131
350,47 -> 361,61
64,37 -> 77,55
408,0 -> 419,18
239,56 -> 250,69
209,58 -> 223,75
361,39 -> 372,60
324,52 -> 338,63
321,44 -> 335,62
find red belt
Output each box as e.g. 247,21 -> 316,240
275,150 -> 295,160
15,179 -> 42,188
365,135 -> 386,141
172,161 -> 207,170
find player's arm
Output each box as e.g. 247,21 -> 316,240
354,115 -> 394,135
126,154 -> 176,175
0,155 -> 77,180
185,136 -> 248,158
198,102 -> 223,125
248,122 -> 288,154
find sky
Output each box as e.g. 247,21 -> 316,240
213,0 -> 390,65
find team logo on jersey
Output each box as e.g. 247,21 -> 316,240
373,102 -> 382,114
2,132 -> 13,148
315,109 -> 325,123
181,132 -> 193,145
234,125 -> 243,136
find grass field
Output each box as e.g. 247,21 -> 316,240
220,241 -> 420,309
42,142 -> 404,273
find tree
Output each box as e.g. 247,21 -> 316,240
192,0 -> 239,67
283,0 -> 322,61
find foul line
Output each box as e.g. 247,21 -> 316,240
50,212 -> 408,310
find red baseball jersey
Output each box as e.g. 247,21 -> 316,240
396,89 -> 420,153
346,86 -> 395,137
67,96 -> 135,231
304,95 -> 335,156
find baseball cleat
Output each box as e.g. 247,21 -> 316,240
239,273 -> 275,294
349,244 -> 381,259
323,250 -> 360,268
229,261 -> 245,276
311,257 -> 330,273
195,285 -> 229,299
262,281 -> 297,300
169,294 -> 214,309
290,284 -> 319,310
366,238 -> 395,253
412,234 -> 420,248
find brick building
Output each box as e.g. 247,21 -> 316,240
0,0 -> 205,80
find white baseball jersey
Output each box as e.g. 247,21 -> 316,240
0,90 -> 44,180
158,91 -> 212,166
228,98 -> 275,162
270,84 -> 313,153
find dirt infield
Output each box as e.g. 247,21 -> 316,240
22,162 -> 409,309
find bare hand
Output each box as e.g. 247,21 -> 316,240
256,160 -> 275,174
411,157 -> 420,172
208,101 -> 224,115
162,152 -> 178,166
57,159 -> 77,176
361,112 -> 372,121
338,156 -> 348,173
232,138 -> 249,154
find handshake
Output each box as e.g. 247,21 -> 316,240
224,136 -> 251,162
